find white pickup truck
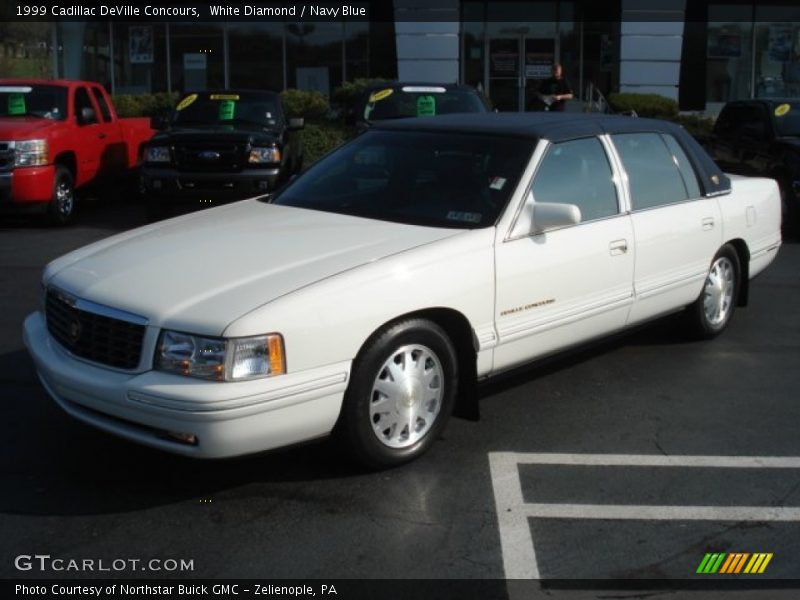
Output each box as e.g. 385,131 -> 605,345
23,113 -> 782,468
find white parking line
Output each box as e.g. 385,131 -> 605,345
488,452 -> 800,580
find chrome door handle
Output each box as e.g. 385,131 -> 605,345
609,239 -> 628,255
702,217 -> 715,230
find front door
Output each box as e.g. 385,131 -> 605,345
493,136 -> 635,373
488,36 -> 556,111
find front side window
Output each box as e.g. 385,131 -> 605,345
612,133 -> 695,210
74,87 -> 97,125
274,130 -> 533,229
531,137 -> 619,222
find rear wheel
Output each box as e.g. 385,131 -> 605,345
47,166 -> 75,225
338,318 -> 458,469
685,244 -> 740,339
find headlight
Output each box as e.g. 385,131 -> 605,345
145,146 -> 171,163
248,146 -> 281,164
15,139 -> 49,167
155,330 -> 285,381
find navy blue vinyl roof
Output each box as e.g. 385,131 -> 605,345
374,112 -> 678,141
373,113 -> 731,197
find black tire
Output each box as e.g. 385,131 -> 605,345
337,318 -> 458,469
47,166 -> 75,225
780,183 -> 799,240
685,244 -> 740,339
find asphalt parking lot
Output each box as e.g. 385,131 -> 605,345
1,197 -> 799,590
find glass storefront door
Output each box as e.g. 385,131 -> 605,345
488,37 -> 523,111
488,35 -> 556,111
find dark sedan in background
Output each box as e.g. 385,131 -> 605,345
354,83 -> 491,133
701,98 -> 800,234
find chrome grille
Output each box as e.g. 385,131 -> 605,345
45,289 -> 146,369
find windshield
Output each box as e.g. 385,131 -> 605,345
171,92 -> 282,128
273,130 -> 533,229
363,86 -> 487,121
773,102 -> 800,136
0,85 -> 67,120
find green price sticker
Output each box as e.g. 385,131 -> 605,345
416,95 -> 436,117
218,99 -> 236,120
8,93 -> 26,115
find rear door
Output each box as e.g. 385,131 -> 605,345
493,136 -> 635,372
89,85 -> 126,178
610,132 -> 722,325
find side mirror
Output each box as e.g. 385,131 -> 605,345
150,113 -> 170,131
532,202 -> 581,234
288,117 -> 304,130
79,106 -> 97,125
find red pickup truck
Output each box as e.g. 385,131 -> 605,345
0,79 -> 153,223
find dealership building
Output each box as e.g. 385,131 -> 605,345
2,0 -> 799,112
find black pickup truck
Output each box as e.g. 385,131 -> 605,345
701,99 -> 800,233
140,90 -> 304,217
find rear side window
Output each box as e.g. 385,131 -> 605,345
612,133 -> 694,210
91,88 -> 112,122
662,134 -> 701,199
531,137 -> 619,222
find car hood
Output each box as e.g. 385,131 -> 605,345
46,200 -> 461,335
0,117 -> 61,138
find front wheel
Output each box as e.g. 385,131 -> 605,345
685,245 -> 740,339
47,166 -> 75,225
338,318 -> 458,469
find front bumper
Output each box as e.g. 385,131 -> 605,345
23,311 -> 349,458
141,166 -> 281,204
0,165 -> 56,213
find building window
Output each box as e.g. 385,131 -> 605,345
228,23 -> 284,91
754,6 -> 800,99
706,5 -> 753,103
285,22 -> 343,95
344,21 -> 371,81
112,24 -> 168,94
170,24 -> 224,92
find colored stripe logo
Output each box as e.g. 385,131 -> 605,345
696,553 -> 773,574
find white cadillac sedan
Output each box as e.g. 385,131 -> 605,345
24,114 -> 782,468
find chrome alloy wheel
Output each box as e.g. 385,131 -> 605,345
55,178 -> 74,217
703,256 -> 735,327
369,344 -> 444,449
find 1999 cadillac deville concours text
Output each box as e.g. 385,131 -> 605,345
23,114 -> 782,468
